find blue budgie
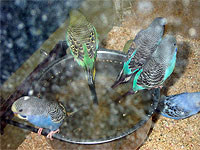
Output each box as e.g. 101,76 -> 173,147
112,17 -> 167,88
11,96 -> 66,140
158,92 -> 200,120
66,10 -> 99,104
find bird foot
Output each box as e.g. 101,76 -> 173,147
37,128 -> 43,136
152,86 -> 163,89
157,86 -> 163,89
47,129 -> 60,140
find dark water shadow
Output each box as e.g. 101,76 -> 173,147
162,41 -> 190,96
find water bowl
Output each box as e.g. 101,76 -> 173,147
31,48 -> 160,147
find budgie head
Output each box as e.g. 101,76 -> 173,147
150,17 -> 167,26
154,34 -> 177,66
68,10 -> 88,31
11,96 -> 46,120
149,17 -> 167,34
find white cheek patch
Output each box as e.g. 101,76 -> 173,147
23,96 -> 30,101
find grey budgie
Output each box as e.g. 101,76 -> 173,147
112,17 -> 167,88
116,34 -> 178,100
132,34 -> 177,93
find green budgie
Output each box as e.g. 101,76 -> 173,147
112,17 -> 167,88
66,10 -> 99,104
11,96 -> 66,140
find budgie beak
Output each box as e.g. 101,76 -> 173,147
11,103 -> 18,114
11,103 -> 27,120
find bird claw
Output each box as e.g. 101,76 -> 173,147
47,129 -> 60,140
37,128 -> 43,136
152,86 -> 163,89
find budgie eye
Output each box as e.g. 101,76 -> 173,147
19,109 -> 23,112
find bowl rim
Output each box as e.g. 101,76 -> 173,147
32,48 -> 160,144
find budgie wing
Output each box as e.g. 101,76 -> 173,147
137,59 -> 165,88
124,29 -> 146,62
125,29 -> 145,61
129,27 -> 160,72
66,29 -> 85,61
48,102 -> 66,123
85,26 -> 98,59
160,95 -> 191,119
128,48 -> 148,72
67,25 -> 97,61
126,42 -> 136,61
128,32 -> 156,72
133,29 -> 145,44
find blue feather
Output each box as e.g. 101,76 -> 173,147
28,115 -> 62,131
159,92 -> 200,120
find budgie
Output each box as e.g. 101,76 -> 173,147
112,17 -> 167,88
116,35 -> 177,100
11,96 -> 66,140
157,92 -> 200,120
66,10 -> 99,104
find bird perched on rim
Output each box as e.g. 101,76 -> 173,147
115,34 -> 177,101
112,17 -> 167,88
66,10 -> 99,104
157,92 -> 200,120
130,34 -> 177,94
11,96 -> 66,140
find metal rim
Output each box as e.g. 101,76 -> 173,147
32,49 -> 160,144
